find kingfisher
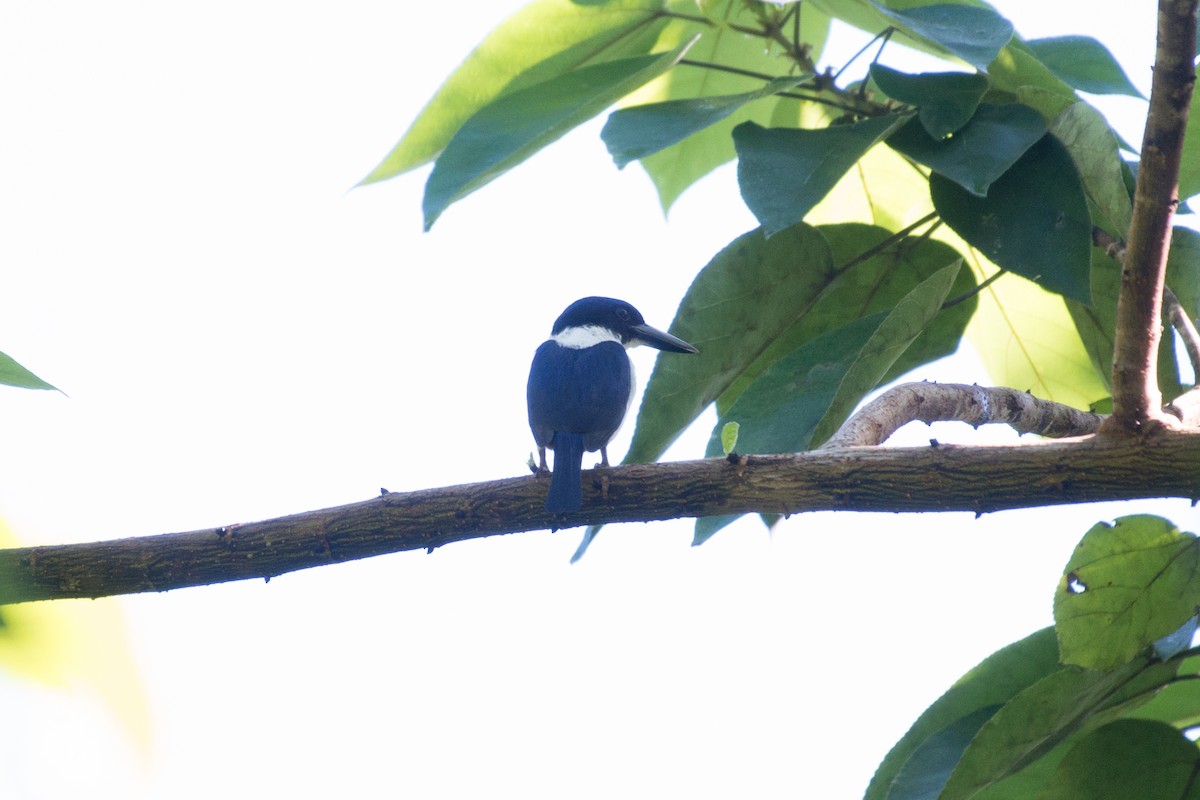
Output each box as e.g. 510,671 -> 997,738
527,296 -> 698,514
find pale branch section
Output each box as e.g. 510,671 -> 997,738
1,433 -> 1198,605
1165,286 -> 1200,379
1106,0 -> 1198,431
820,382 -> 1104,448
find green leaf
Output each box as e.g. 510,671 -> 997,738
702,311 -> 885,457
601,76 -> 807,167
932,135 -> 1092,303
1039,720 -> 1200,800
422,42 -> 694,230
887,103 -> 1046,196
694,262 -> 960,545
987,41 -> 1077,100
734,114 -> 912,235
0,350 -> 57,392
1065,248 -> 1120,394
719,421 -> 739,455
361,0 -> 669,184
1055,515 -> 1200,670
626,223 -> 971,468
939,657 -> 1163,800
869,65 -> 990,139
1025,36 -> 1144,98
625,222 -> 837,466
871,2 -> 1014,72
1178,98 -> 1200,201
882,706 -> 1001,800
1049,102 -> 1133,235
865,627 -> 1062,800
809,261 -> 962,445
963,268 -> 1109,411
1168,227 -> 1200,323
634,1 -> 832,210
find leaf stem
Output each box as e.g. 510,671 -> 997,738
833,211 -> 939,277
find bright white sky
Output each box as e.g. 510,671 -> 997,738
0,2 -> 1196,798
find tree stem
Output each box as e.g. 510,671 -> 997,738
1105,0 -> 1198,432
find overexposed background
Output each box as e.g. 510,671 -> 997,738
0,2 -> 1196,797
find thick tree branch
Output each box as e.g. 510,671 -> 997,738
821,382 -> 1104,448
1,433 -> 1198,605
1106,0 -> 1197,432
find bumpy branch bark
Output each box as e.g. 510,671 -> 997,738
821,382 -> 1104,448
1,433 -> 1198,604
1106,0 -> 1198,432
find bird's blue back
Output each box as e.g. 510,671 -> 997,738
527,339 -> 632,453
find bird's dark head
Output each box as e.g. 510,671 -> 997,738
550,296 -> 698,353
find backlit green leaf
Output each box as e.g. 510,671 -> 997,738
633,1 -> 832,210
423,43 -> 693,229
361,0 -> 669,184
932,135 -> 1092,303
1025,36 -> 1144,98
734,114 -> 912,235
887,103 -> 1046,196
1055,515 -> 1200,670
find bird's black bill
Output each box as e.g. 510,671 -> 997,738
630,323 -> 698,354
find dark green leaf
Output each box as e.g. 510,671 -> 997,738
362,0 -> 669,183
887,103 -> 1046,196
865,628 -> 1062,800
869,65 -> 989,139
423,43 -> 694,229
602,76 -> 807,167
1055,515 -> 1200,670
871,3 -> 1014,72
883,706 -> 1001,800
734,114 -> 912,235
931,135 -> 1092,302
0,351 -> 57,392
939,657 -> 1159,800
1039,720 -> 1200,800
1026,36 -> 1144,98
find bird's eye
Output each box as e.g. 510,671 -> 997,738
616,308 -> 630,320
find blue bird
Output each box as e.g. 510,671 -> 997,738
527,297 -> 698,514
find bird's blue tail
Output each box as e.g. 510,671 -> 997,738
546,431 -> 585,513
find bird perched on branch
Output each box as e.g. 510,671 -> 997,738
527,296 -> 698,514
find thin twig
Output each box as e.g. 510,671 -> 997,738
943,268 -> 1004,309
1165,286 -> 1200,382
833,211 -> 939,277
